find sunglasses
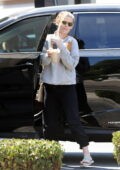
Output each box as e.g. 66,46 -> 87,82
62,21 -> 73,27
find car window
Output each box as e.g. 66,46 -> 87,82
0,16 -> 51,52
75,13 -> 120,49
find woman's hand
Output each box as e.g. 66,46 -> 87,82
47,48 -> 60,56
64,42 -> 72,52
47,48 -> 60,62
47,48 -> 53,57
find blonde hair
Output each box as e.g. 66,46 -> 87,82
54,11 -> 75,25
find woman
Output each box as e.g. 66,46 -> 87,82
41,11 -> 94,167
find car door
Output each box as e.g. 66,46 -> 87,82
0,14 -> 52,133
74,12 -> 120,130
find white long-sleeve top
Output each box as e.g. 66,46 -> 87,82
41,34 -> 80,85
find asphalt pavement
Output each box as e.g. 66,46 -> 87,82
59,141 -> 120,170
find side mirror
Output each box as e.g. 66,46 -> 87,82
34,0 -> 56,8
34,0 -> 45,8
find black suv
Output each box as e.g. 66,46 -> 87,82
0,4 -> 120,141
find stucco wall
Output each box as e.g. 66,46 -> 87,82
0,0 -> 33,5
0,0 -> 96,6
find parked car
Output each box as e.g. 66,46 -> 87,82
0,4 -> 120,141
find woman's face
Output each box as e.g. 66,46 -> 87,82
58,16 -> 74,36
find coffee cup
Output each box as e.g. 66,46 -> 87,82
51,49 -> 60,62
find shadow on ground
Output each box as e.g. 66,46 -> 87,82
61,152 -> 120,170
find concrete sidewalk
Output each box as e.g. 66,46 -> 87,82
59,141 -> 120,170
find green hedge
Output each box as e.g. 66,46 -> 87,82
112,131 -> 120,165
0,139 -> 64,170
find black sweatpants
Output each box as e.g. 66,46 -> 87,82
43,84 -> 89,149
